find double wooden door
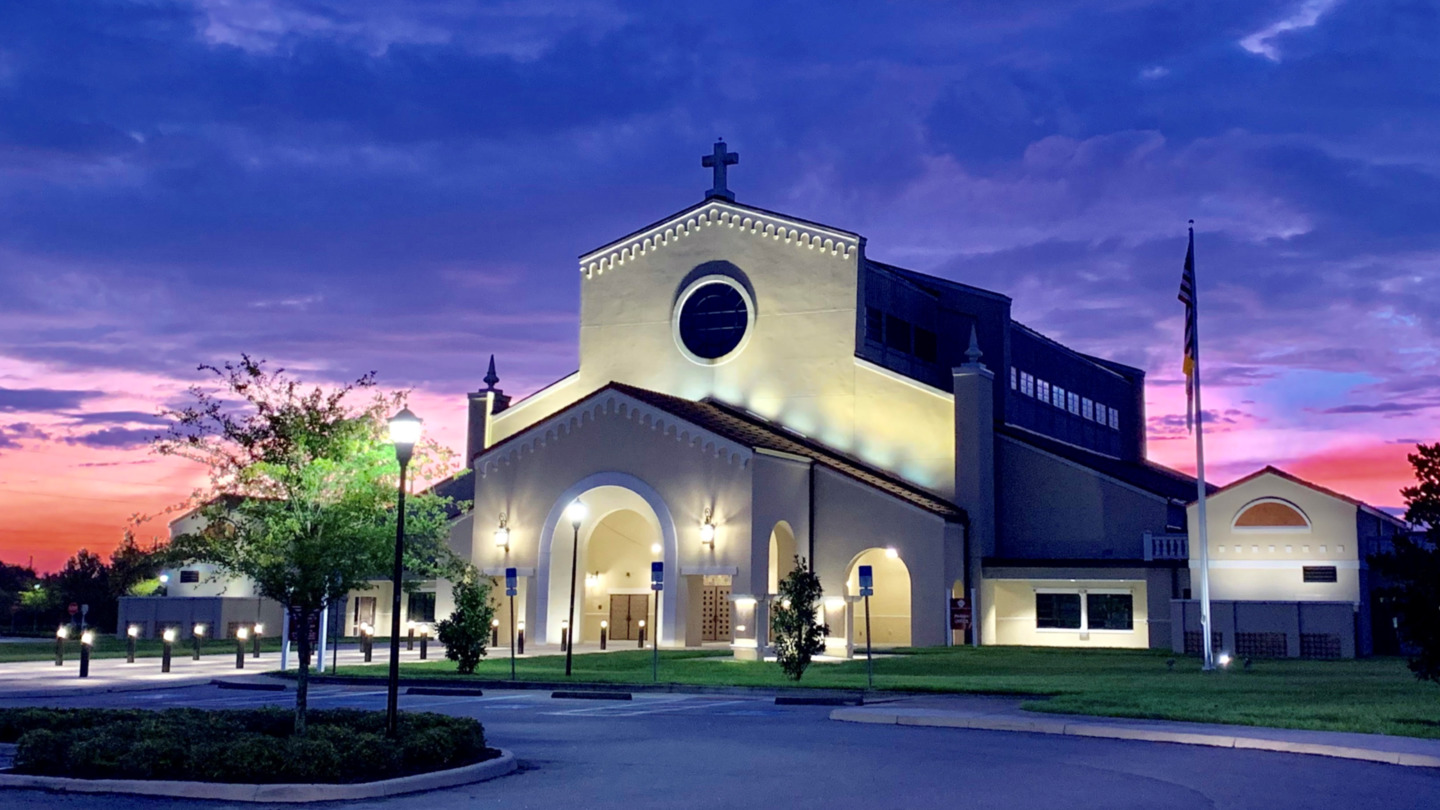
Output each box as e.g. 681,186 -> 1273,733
608,594 -> 650,641
701,583 -> 732,642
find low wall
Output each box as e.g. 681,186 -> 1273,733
1170,599 -> 1358,659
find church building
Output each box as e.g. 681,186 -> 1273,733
459,142 -> 1202,657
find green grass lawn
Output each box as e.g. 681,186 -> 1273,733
325,645 -> 1440,739
0,635 -> 285,663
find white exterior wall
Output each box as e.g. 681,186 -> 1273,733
983,578 -> 1150,649
1189,472 -> 1361,603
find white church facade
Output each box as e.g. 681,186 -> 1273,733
456,142 -> 1202,657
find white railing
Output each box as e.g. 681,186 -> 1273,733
1143,530 -> 1189,561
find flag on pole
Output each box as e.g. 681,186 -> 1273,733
1178,224 -> 1197,432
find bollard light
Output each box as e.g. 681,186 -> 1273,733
235,626 -> 249,670
419,625 -> 429,660
126,625 -> 139,663
252,623 -> 263,658
55,625 -> 70,666
638,619 -> 646,649
491,618 -> 500,647
79,631 -> 93,678
600,620 -> 608,651
517,620 -> 525,655
361,623 -> 374,663
407,620 -> 416,651
161,628 -> 175,673
561,620 -> 570,653
192,623 -> 205,660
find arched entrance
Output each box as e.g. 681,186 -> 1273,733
767,521 -> 797,595
536,476 -> 678,646
847,548 -> 912,647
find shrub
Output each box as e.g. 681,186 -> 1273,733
435,572 -> 495,674
3,707 -> 491,784
771,556 -> 829,681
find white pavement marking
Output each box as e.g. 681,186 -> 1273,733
602,698 -> 753,717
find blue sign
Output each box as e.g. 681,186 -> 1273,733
858,565 -> 874,597
505,567 -> 518,597
651,561 -> 664,591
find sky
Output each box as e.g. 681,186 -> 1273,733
0,0 -> 1436,572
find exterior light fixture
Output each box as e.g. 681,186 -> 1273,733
387,407 -> 423,738
824,597 -> 846,611
163,628 -> 176,643
1218,652 -> 1232,668
253,623 -> 263,635
564,499 -> 587,676
237,626 -> 250,641
127,625 -> 139,638
159,574 -> 170,585
79,631 -> 94,678
650,542 -> 662,556
193,623 -> 206,638
56,625 -> 69,640
699,507 -> 716,550
884,546 -> 899,559
81,630 -> 94,646
495,513 -> 511,551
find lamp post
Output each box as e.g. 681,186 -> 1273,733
386,407 -> 422,738
563,500 -> 586,676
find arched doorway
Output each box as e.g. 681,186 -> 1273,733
847,548 -> 912,647
538,479 -> 675,646
767,521 -> 797,595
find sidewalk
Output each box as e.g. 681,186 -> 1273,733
832,696 -> 1440,768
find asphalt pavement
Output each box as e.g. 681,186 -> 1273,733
0,682 -> 1435,809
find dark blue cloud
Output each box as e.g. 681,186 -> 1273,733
60,426 -> 160,449
0,387 -> 102,412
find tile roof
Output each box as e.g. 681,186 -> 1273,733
499,382 -> 965,522
998,424 -> 1211,502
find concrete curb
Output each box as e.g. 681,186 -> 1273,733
830,710 -> 1440,769
0,749 -> 517,802
300,672 -> 869,701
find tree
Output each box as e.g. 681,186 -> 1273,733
19,582 -> 57,632
50,549 -> 112,631
159,356 -> 459,734
0,561 -> 38,632
435,570 -> 496,674
109,531 -> 163,599
770,556 -> 828,681
1373,442 -> 1440,682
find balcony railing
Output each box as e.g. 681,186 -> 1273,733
1143,530 -> 1189,561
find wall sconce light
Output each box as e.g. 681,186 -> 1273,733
824,596 -> 846,611
650,542 -> 662,556
585,571 -> 601,588
700,507 -> 716,550
884,546 -> 899,559
494,512 -> 510,551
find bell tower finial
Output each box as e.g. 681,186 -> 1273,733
964,325 -> 983,365
483,354 -> 500,390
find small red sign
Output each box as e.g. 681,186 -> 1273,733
949,598 -> 971,631
67,603 -> 79,616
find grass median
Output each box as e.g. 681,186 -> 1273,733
321,645 -> 1440,739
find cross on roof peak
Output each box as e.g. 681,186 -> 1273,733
701,139 -> 739,201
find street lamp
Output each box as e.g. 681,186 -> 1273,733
386,407 -> 422,738
563,499 -> 587,677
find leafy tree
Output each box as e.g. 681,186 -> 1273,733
19,583 -> 57,631
1373,443 -> 1440,682
109,531 -> 163,598
51,549 -> 112,631
0,561 -> 38,632
770,556 -> 828,681
435,571 -> 496,674
158,356 -> 460,733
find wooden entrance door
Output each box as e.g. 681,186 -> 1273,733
701,583 -> 732,642
608,594 -> 649,641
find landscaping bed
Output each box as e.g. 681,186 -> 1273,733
0,708 -> 496,784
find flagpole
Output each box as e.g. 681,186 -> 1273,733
1189,221 -> 1215,672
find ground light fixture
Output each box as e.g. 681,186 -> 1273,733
563,499 -> 587,676
235,626 -> 249,669
192,623 -> 205,660
491,618 -> 500,647
419,624 -> 429,660
1217,652 -> 1233,669
387,406 -> 422,738
517,620 -> 525,655
600,620 -> 609,650
637,619 -> 646,648
253,623 -> 263,658
55,625 -> 68,667
126,625 -> 139,663
161,628 -> 176,673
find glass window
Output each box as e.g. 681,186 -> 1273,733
407,591 -> 437,623
1021,372 -> 1034,397
865,307 -> 883,343
1087,594 -> 1133,630
678,282 -> 749,359
1052,385 -> 1065,409
1068,392 -> 1080,414
1010,367 -> 1018,390
1082,398 -> 1093,420
179,570 -> 200,583
1035,593 -> 1082,629
884,315 -> 912,353
1037,380 -> 1050,403
1108,407 -> 1120,430
914,327 -> 938,362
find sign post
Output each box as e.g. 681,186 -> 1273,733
505,567 -> 518,681
650,561 -> 663,683
858,565 -> 874,689
949,597 -> 972,643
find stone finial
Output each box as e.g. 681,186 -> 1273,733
964,325 -> 983,365
483,355 -> 500,390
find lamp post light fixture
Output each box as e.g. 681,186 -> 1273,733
161,628 -> 176,673
253,623 -> 263,658
699,507 -> 716,551
386,406 -> 422,738
235,626 -> 249,669
79,631 -> 93,678
563,499 -> 587,676
126,625 -> 139,663
494,513 -> 510,552
55,625 -> 68,666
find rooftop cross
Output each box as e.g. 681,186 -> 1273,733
701,139 -> 739,201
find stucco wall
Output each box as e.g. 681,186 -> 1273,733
1189,472 -> 1361,603
982,576 -> 1151,649
996,437 -> 1170,559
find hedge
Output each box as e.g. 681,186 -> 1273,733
0,708 -> 492,784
